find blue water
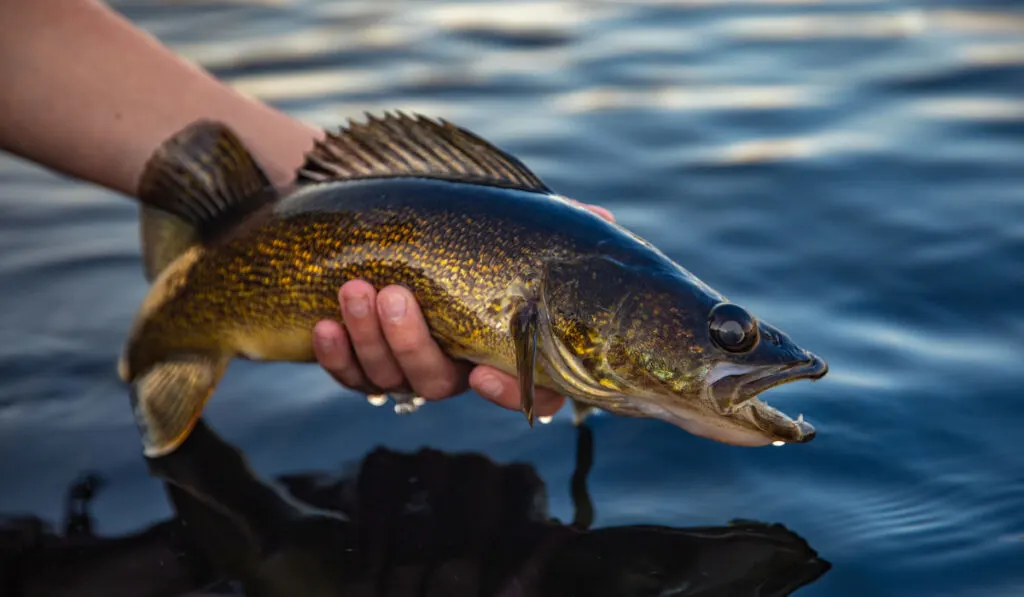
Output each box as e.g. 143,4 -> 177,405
2,1 -> 1023,595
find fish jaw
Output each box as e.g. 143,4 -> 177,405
704,353 -> 827,445
708,355 -> 827,416
612,353 -> 824,447
625,396 -> 782,447
548,346 -> 828,447
624,352 -> 826,447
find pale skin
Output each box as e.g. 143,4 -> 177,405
1,0 -> 616,417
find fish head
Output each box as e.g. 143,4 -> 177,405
540,255 -> 827,447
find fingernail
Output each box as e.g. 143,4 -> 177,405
380,292 -> 407,323
345,294 -> 370,318
476,374 -> 505,400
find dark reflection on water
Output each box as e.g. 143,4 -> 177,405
2,0 -> 1024,595
2,421 -> 828,597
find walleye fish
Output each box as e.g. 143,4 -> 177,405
118,112 -> 827,458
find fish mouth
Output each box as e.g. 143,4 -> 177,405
708,354 -> 828,444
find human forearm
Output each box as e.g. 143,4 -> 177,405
0,0 -> 320,195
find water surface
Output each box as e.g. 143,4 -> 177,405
2,1 -> 1023,595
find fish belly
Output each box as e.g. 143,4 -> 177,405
230,326 -> 318,363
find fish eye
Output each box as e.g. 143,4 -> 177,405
708,303 -> 759,353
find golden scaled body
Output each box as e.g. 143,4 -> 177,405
124,178 -> 603,387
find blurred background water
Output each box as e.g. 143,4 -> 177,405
1,0 -> 1023,595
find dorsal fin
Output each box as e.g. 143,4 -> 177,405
296,111 -> 553,193
136,120 -> 276,246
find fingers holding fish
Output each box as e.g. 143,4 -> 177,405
377,284 -> 472,400
469,367 -> 567,418
532,388 -> 568,419
312,319 -> 370,392
338,280 -> 408,392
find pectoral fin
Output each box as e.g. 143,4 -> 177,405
129,355 -> 228,458
511,300 -> 540,427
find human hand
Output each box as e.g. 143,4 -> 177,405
312,202 -> 616,418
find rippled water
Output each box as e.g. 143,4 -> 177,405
2,1 -> 1023,595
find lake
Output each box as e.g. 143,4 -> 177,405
1,1 -> 1022,595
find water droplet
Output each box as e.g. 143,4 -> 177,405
538,415 -> 553,425
367,394 -> 388,407
394,401 -> 419,415
772,440 -> 786,447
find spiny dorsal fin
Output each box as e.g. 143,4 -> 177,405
296,111 -> 553,193
137,120 -> 276,245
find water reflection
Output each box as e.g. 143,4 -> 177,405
2,420 -> 829,597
